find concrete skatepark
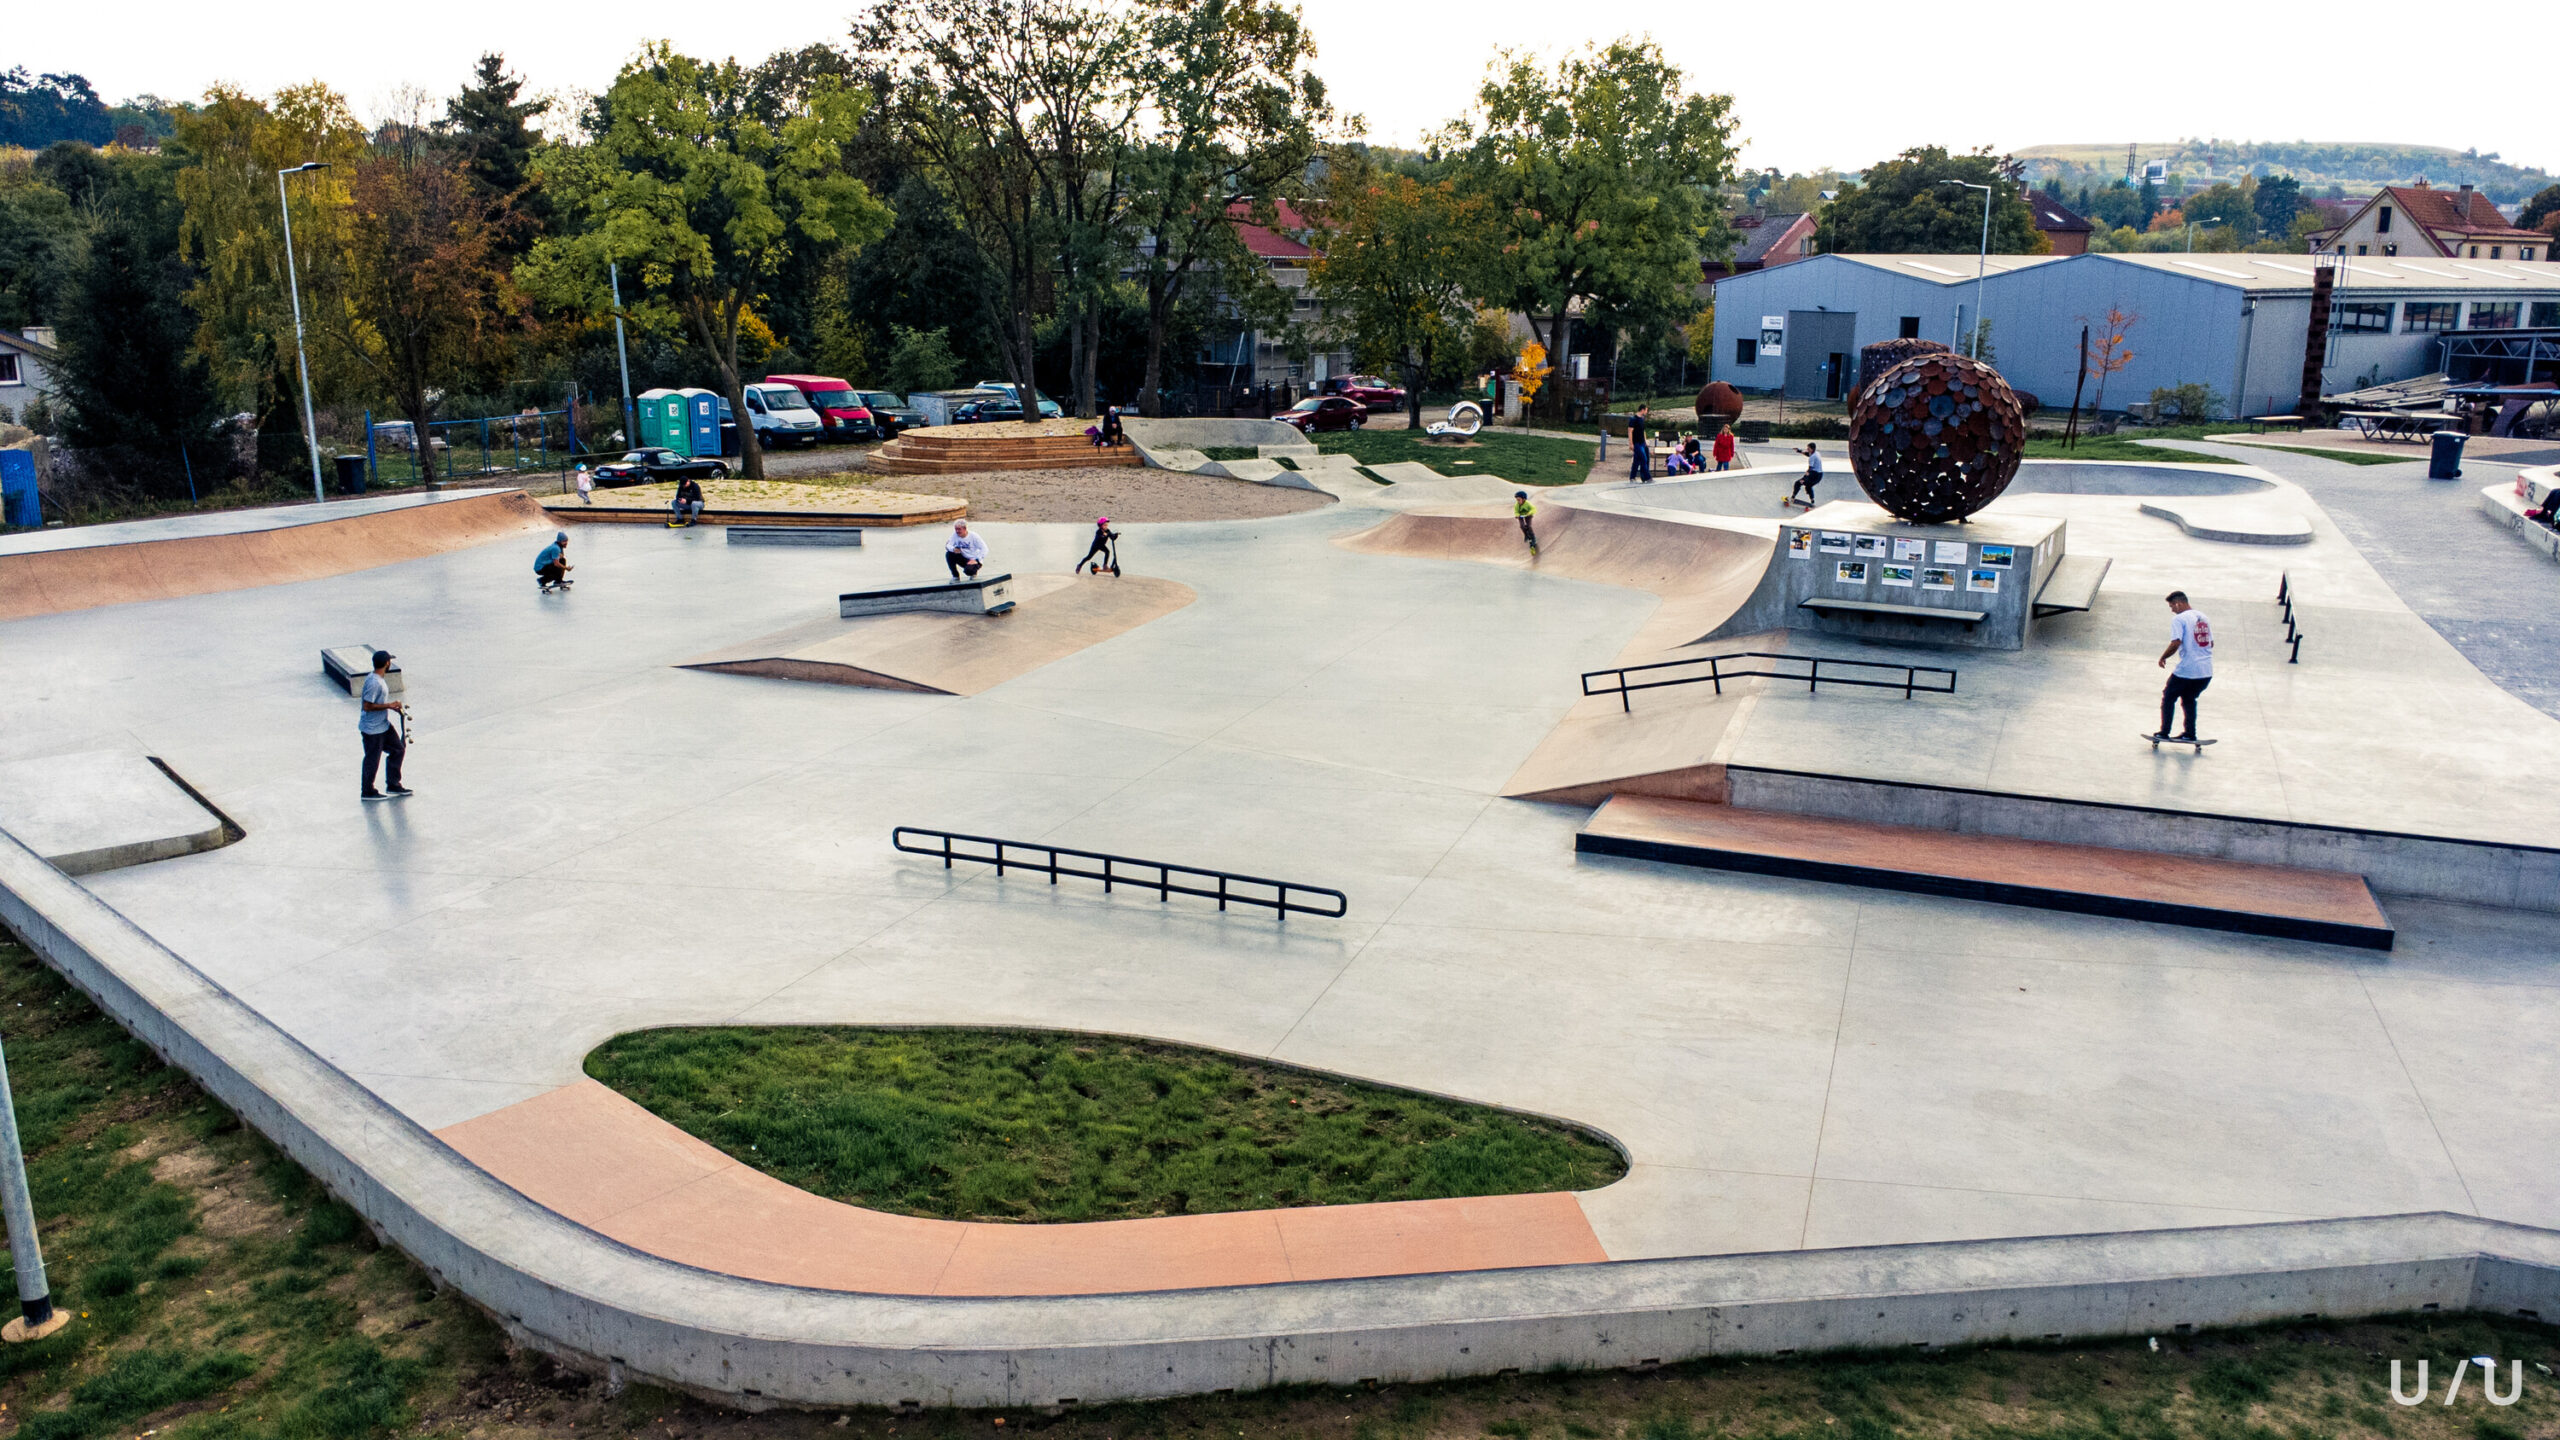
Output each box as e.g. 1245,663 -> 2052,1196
3,436 -> 2560,1407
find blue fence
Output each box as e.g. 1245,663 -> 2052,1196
365,406 -> 578,487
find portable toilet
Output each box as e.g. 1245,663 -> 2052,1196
635,389 -> 689,453
675,388 -> 722,457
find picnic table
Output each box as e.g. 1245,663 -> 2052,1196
2243,415 -> 2305,434
2339,410 -> 2451,442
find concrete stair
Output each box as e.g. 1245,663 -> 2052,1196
866,430 -> 1140,475
1576,794 -> 2394,949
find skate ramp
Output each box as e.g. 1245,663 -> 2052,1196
0,489 -> 552,621
677,572 -> 1194,696
0,751 -> 237,874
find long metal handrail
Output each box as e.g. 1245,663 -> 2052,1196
1581,651 -> 1958,713
891,827 -> 1348,920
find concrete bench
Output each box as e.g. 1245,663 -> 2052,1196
840,574 -> 1015,619
727,526 -> 864,547
1800,597 -> 1986,628
321,646 -> 403,696
2032,554 -> 2114,617
2245,415 -> 2305,434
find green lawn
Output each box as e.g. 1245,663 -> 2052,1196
1305,428 -> 1603,486
585,1027 -> 1625,1222
3,932 -> 2557,1437
2236,443 -> 2429,467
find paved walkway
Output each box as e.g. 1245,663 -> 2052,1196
3,473 -> 2556,1280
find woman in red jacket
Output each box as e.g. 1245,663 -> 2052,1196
1711,424 -> 1738,472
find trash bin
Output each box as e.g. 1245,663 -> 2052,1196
1737,419 -> 1772,443
334,453 -> 368,495
2428,429 -> 2465,480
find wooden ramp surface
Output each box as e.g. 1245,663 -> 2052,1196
1578,795 -> 2393,950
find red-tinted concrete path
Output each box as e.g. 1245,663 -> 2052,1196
436,1080 -> 1610,1296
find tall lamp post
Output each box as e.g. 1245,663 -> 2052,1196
0,1030 -> 66,1343
277,162 -> 329,503
1940,178 -> 1994,359
2185,215 -> 2226,254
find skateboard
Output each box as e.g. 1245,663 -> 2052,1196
2143,733 -> 2216,751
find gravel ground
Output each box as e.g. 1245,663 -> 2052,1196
731,446 -> 1333,523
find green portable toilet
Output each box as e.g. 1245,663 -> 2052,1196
635,389 -> 691,453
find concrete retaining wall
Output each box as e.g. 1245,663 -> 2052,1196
1727,766 -> 2560,913
3,825 -> 2558,1408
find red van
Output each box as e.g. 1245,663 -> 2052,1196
763,374 -> 885,442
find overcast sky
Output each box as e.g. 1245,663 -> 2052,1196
24,0 -> 2554,177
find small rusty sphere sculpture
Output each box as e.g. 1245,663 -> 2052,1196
1847,353 -> 2027,525
1855,338 -> 1949,401
1694,380 -> 1743,426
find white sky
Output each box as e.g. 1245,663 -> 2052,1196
24,0 -> 2556,177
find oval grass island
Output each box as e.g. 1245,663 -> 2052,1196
582,1026 -> 1626,1224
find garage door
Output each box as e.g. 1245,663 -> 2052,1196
1785,310 -> 1858,401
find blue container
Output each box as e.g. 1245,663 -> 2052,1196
676,388 -> 722,457
2428,429 -> 2465,480
0,449 -> 38,528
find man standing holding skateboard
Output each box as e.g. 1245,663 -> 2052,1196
359,650 -> 412,800
2152,591 -> 2214,745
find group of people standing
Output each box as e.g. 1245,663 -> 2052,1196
1622,405 -> 1739,484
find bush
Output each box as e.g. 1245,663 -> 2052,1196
2150,383 -> 2224,421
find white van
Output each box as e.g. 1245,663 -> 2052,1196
742,382 -> 824,448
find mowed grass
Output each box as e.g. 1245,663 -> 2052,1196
584,1027 -> 1625,1222
1306,427 -> 1603,486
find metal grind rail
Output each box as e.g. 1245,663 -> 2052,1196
1582,651 -> 1958,713
891,827 -> 1349,920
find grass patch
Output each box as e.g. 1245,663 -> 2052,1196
2021,424 -> 2248,464
1300,427 -> 1601,486
1,930 -> 2557,1437
2232,442 -> 2430,466
585,1027 -> 1626,1222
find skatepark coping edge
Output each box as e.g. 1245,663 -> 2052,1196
3,823 -> 2558,1408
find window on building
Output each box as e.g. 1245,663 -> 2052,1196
1898,316 -> 1921,339
2532,302 -> 2560,328
2378,206 -> 2392,234
0,353 -> 18,385
2356,244 -> 2368,255
2382,243 -> 2397,256
1735,338 -> 1758,366
2330,301 -> 2393,334
2468,245 -> 2480,258
2524,247 -> 2537,261
2402,302 -> 2458,333
2467,302 -> 2521,330
2490,246 -> 2501,260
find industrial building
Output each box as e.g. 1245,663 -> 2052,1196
1710,251 -> 2560,417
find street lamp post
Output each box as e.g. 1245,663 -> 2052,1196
277,162 -> 329,503
2186,215 -> 2226,253
1940,179 -> 1993,359
0,1030 -> 66,1343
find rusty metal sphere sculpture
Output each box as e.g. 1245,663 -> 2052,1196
1855,338 -> 1949,401
1847,353 -> 2028,525
1694,380 -> 1743,426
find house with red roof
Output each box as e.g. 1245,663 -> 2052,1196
2308,182 -> 2550,263
2024,190 -> 2094,256
1699,211 -> 1817,284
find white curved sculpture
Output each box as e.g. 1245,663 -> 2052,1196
1428,402 -> 1486,438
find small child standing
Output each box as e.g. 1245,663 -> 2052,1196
574,463 -> 594,504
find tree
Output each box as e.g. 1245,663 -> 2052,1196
440,53 -> 550,243
2179,179 -> 2256,241
0,169 -> 80,332
2253,175 -> 2301,237
1310,157 -> 1493,429
2518,184 -> 2560,233
0,69 -> 113,149
2081,307 -> 2137,414
1447,40 -> 1738,418
1816,147 -> 2043,255
885,324 -> 960,393
338,150 -> 525,484
51,182 -> 219,495
528,46 -> 890,479
1123,0 -> 1329,416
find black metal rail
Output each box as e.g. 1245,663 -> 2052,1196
2277,574 -> 2304,663
1581,651 -> 1958,713
891,827 -> 1348,920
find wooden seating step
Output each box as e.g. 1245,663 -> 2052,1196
1576,794 -> 2393,949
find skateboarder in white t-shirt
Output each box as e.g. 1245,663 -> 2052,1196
2152,591 -> 2214,743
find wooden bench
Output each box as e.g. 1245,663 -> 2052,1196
1800,597 -> 1986,629
2244,415 -> 2305,434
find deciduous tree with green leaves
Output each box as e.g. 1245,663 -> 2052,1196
1311,155 -> 1492,429
1444,41 -> 1737,419
1816,147 -> 2043,256
526,46 -> 890,479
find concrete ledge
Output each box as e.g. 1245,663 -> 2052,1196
727,527 -> 864,547
0,752 -> 236,875
6,819 -> 2560,1409
1725,766 -> 2560,914
841,574 -> 1015,618
2481,478 -> 2560,563
2137,498 -> 2313,546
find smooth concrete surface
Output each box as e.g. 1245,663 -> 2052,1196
0,750 -> 231,874
2137,496 -> 2315,545
3,458 -> 2560,1400
0,487 -> 518,555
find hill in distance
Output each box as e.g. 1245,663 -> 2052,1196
2016,140 -> 2552,204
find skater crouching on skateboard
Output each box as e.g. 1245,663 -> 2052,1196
535,531 -> 573,591
945,520 -> 988,579
2153,590 -> 2214,743
358,650 -> 411,800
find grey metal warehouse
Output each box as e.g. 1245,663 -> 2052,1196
1710,252 -> 2560,418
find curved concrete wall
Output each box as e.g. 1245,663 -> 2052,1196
5,825 -> 2559,1408
1123,418 -> 1303,455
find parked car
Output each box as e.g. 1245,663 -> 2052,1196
591,448 -> 729,485
765,373 -> 884,442
971,381 -> 1062,419
739,382 -> 825,448
856,390 -> 928,436
1318,374 -> 1408,412
951,389 -> 1026,424
1276,395 -> 1367,433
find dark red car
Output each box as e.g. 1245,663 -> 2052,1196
1277,395 -> 1367,433
1319,374 -> 1408,412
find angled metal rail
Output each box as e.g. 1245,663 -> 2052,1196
1581,651 -> 1958,714
892,827 -> 1348,920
